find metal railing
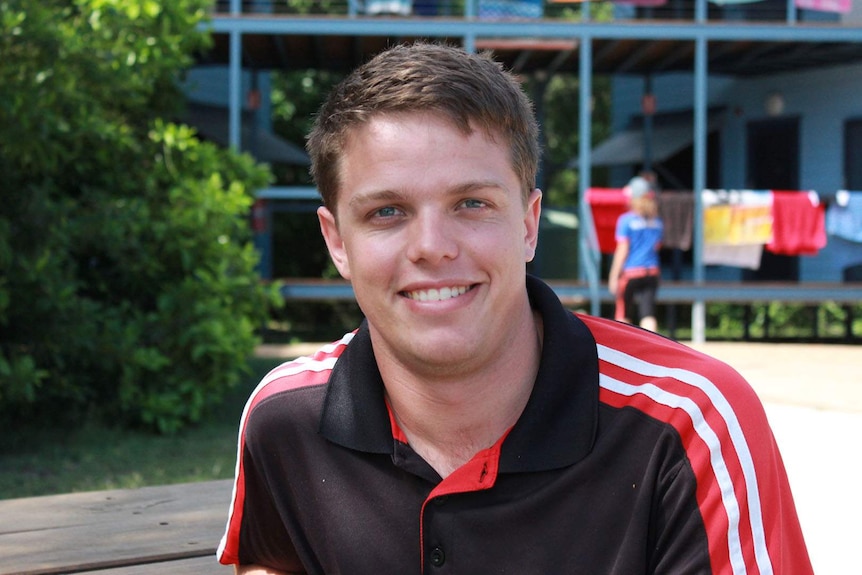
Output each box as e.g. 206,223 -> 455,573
210,0 -> 851,25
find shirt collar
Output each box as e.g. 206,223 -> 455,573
499,275 -> 599,472
319,275 -> 600,472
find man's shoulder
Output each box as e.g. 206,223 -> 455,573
577,314 -> 757,409
245,334 -> 355,416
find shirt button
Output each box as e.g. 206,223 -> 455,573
430,546 -> 446,567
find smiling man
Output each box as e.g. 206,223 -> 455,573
217,42 -> 812,575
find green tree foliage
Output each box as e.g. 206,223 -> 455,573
0,0 -> 279,433
536,72 -> 613,207
532,0 -> 615,207
267,68 -> 366,340
270,68 -> 344,186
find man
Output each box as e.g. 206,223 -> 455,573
218,42 -> 812,574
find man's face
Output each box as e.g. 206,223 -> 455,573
318,112 -> 541,376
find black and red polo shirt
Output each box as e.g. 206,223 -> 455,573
218,276 -> 812,574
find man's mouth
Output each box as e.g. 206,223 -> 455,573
403,285 -> 472,302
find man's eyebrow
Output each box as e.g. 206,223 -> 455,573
347,189 -> 404,207
347,181 -> 508,209
451,180 -> 506,194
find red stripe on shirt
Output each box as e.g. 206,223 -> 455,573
217,335 -> 352,565
582,313 -> 811,574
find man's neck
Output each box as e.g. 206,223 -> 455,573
380,310 -> 544,479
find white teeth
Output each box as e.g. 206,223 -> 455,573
406,286 -> 469,302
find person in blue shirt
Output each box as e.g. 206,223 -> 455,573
608,175 -> 664,332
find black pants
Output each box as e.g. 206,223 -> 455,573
621,274 -> 659,323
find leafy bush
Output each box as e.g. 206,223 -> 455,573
0,0 -> 279,433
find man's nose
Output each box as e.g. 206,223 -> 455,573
406,210 -> 459,264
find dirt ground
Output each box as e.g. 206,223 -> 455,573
691,342 -> 861,574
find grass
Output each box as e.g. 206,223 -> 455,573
0,356 -> 289,500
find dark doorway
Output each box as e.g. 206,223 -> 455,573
744,117 -> 800,281
845,118 -> 862,190
746,117 -> 799,190
650,129 -> 722,191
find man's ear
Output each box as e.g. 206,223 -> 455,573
317,206 -> 351,280
524,188 -> 542,263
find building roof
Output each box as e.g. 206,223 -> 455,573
569,108 -> 726,167
182,103 -> 310,165
195,17 -> 862,77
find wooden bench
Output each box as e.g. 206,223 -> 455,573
0,480 -> 234,575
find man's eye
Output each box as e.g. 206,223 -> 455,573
462,198 -> 487,209
373,206 -> 400,218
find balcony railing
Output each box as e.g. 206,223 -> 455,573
210,0 -> 851,25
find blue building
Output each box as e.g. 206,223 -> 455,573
187,0 -> 862,339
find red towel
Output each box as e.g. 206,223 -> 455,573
766,191 -> 826,256
586,188 -> 628,254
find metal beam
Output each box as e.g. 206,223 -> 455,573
203,17 -> 862,44
278,280 -> 862,305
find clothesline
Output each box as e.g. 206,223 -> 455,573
585,188 -> 862,269
483,0 -> 851,15
608,0 -> 851,13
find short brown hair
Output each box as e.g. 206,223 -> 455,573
306,42 -> 540,212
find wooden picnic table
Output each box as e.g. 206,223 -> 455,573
0,479 -> 235,575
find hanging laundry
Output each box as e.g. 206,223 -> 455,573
612,0 -> 668,6
826,235 -> 862,275
794,0 -> 852,13
767,190 -> 826,256
826,190 -> 862,244
586,188 -> 628,254
702,189 -> 773,269
704,189 -> 773,245
364,0 -> 412,15
478,0 -> 543,19
658,191 -> 694,251
704,244 -> 766,270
